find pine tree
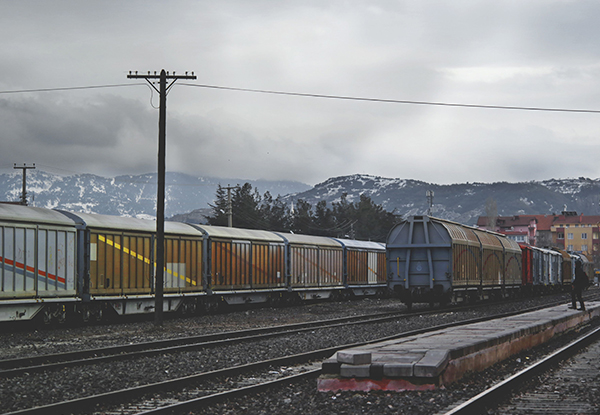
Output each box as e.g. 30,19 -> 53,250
205,184 -> 397,241
261,191 -> 290,232
290,199 -> 314,234
232,183 -> 264,229
206,184 -> 229,226
313,200 -> 336,236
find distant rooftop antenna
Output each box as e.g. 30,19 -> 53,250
426,190 -> 434,216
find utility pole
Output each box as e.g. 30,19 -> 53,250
127,70 -> 196,326
13,163 -> 35,205
223,185 -> 238,227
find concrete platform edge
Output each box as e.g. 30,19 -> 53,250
317,304 -> 600,392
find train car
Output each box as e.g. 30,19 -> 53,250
519,243 -> 534,291
498,236 -> 522,294
386,215 -> 521,308
473,229 -> 503,291
553,248 -> 572,289
534,247 -> 563,292
548,249 -> 562,288
59,210 -> 205,320
275,232 -> 344,300
333,238 -> 386,297
386,216 -> 466,307
0,204 -> 77,322
476,229 -> 522,296
569,254 -> 578,284
188,225 -> 286,307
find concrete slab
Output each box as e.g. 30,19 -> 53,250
383,362 -> 414,377
414,349 -> 451,377
337,350 -> 371,365
317,301 -> 600,392
340,363 -> 371,378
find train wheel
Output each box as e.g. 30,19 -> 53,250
179,302 -> 188,316
81,306 -> 91,323
269,293 -> 284,307
56,306 -> 67,324
92,307 -> 103,322
202,299 -> 220,314
42,307 -> 52,325
180,301 -> 197,316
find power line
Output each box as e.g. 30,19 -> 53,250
180,83 -> 600,114
0,83 -> 146,94
2,81 -> 599,114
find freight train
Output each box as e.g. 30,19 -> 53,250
0,204 -> 387,323
386,215 -> 593,309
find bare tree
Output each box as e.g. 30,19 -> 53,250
485,197 -> 498,230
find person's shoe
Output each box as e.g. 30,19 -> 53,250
568,305 -> 576,309
578,307 -> 586,311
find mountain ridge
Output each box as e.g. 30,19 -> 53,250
2,171 -> 600,226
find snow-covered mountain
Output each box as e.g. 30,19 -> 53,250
0,170 -> 310,219
283,174 -> 600,225
2,171 -> 600,226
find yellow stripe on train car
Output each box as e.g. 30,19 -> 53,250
98,235 -> 196,286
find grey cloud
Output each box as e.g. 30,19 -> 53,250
1,1 -> 600,186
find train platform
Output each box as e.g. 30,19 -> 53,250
317,302 -> 600,392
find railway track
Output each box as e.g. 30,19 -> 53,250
4,295 -> 599,415
0,307 -> 414,377
2,292 -> 596,378
442,323 -> 600,415
93,361 -> 323,415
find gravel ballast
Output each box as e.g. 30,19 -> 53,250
0,290 -> 597,414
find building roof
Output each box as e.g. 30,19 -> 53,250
552,214 -> 600,226
478,212 -> 600,231
477,215 -> 542,228
500,230 -> 528,236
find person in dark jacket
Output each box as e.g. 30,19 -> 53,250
571,261 -> 589,311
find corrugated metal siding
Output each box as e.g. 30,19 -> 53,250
0,221 -> 77,299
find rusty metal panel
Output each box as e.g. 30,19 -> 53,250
283,240 -> 343,288
335,239 -> 386,286
452,243 -> 481,287
90,232 -> 153,295
210,239 -> 252,290
251,243 -> 285,288
164,237 -> 203,292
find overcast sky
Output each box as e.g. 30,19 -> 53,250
1,0 -> 600,186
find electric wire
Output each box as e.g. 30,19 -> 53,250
1,82 -> 600,114
179,83 -> 600,114
0,83 -> 146,94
